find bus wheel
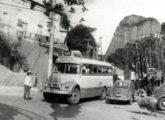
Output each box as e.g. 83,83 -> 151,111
67,87 -> 80,104
100,87 -> 107,100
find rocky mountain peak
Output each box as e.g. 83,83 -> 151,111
105,15 -> 161,59
120,15 -> 146,26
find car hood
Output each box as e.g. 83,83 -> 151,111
112,87 -> 129,96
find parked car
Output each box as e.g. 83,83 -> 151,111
154,83 -> 165,111
106,80 -> 135,104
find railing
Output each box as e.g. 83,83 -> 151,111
23,31 -> 68,50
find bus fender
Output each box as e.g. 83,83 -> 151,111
62,82 -> 80,93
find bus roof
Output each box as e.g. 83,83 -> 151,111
56,56 -> 113,67
115,80 -> 132,84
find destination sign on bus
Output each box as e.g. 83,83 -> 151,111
64,51 -> 82,58
64,51 -> 71,56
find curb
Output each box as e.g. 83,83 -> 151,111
0,86 -> 41,96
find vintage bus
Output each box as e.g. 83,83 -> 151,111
43,51 -> 114,104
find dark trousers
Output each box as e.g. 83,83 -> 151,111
24,85 -> 31,99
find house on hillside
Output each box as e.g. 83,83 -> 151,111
0,0 -> 68,88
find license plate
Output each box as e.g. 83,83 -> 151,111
116,93 -> 121,97
50,87 -> 60,91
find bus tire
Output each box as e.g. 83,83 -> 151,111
67,87 -> 80,104
100,87 -> 107,100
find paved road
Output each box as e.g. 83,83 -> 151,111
0,92 -> 164,120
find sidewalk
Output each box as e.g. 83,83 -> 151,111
0,86 -> 40,97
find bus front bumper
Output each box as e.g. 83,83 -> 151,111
43,88 -> 72,95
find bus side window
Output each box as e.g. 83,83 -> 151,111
82,65 -> 90,75
108,68 -> 112,75
103,67 -> 108,75
98,67 -> 102,74
93,65 -> 98,74
82,66 -> 86,74
102,68 -> 105,74
89,65 -> 93,74
102,67 -> 106,75
82,70 -> 85,74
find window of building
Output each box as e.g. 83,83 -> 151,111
17,19 -> 23,27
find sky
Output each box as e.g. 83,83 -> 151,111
71,0 -> 165,54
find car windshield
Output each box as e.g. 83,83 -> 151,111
56,63 -> 79,74
115,82 -> 129,89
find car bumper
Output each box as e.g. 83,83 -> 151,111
106,96 -> 130,101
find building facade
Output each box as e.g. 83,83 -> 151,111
0,0 -> 68,88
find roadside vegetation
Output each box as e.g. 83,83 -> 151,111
65,24 -> 96,55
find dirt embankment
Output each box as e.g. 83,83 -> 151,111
0,64 -> 24,86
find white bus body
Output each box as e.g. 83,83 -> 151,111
43,54 -> 114,104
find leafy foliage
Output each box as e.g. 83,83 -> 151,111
65,24 -> 96,53
106,43 -> 136,71
61,15 -> 71,30
106,35 -> 160,74
43,0 -> 86,30
0,36 -> 27,71
64,0 -> 85,5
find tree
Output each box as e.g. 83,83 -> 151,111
43,0 -> 87,30
106,43 -> 137,71
106,34 -> 160,78
65,24 -> 96,54
0,36 -> 27,71
106,53 -> 120,67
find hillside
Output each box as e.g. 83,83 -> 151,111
105,15 -> 161,58
0,64 -> 24,86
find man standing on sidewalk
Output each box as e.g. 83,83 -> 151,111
24,70 -> 33,100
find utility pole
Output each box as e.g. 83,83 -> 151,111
23,0 -> 64,80
160,34 -> 165,83
47,0 -> 55,80
99,37 -> 103,60
135,41 -> 138,78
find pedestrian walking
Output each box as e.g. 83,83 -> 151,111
24,70 -> 33,100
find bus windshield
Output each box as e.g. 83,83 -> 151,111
115,82 -> 129,89
56,63 -> 79,74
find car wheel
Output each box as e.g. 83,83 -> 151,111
106,99 -> 110,104
67,87 -> 80,104
158,97 -> 165,111
111,100 -> 115,104
100,87 -> 107,100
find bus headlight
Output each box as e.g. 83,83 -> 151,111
123,96 -> 127,99
44,83 -> 48,87
65,84 -> 70,88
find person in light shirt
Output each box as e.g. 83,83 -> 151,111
24,70 -> 33,100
